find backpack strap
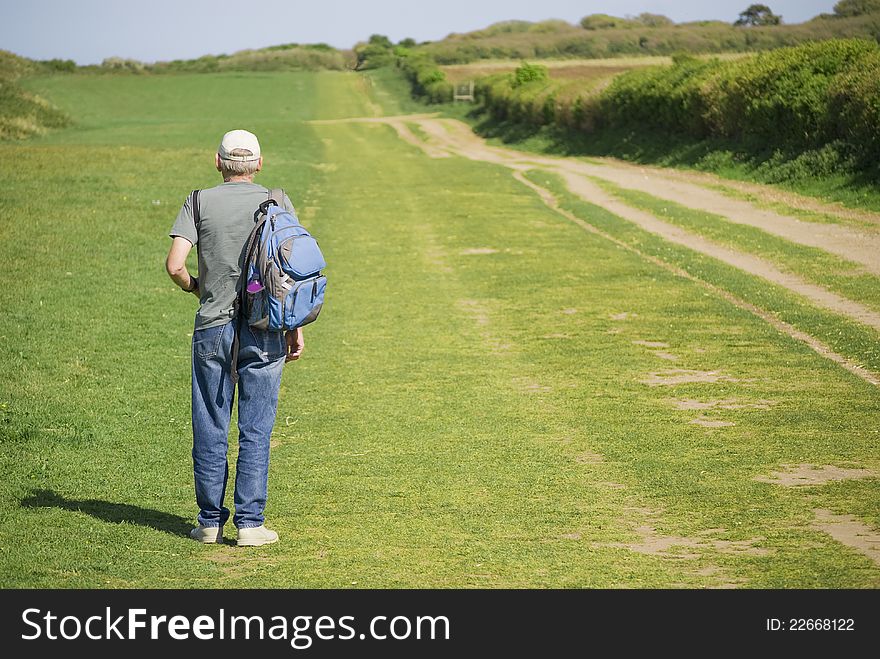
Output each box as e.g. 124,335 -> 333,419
191,190 -> 201,233
268,188 -> 284,208
230,208 -> 274,386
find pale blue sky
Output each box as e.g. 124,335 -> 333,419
2,0 -> 838,65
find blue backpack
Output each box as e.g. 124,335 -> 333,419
240,189 -> 327,332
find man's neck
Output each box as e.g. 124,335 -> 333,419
223,175 -> 255,183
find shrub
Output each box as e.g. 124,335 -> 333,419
354,42 -> 393,70
580,14 -> 633,30
700,38 -> 876,141
512,62 -> 548,87
101,57 -> 147,72
827,48 -> 880,161
832,0 -> 880,17
635,13 -> 674,27
396,51 -> 453,103
39,59 -> 77,73
600,56 -> 721,134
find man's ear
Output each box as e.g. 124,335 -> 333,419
256,156 -> 263,172
215,153 -> 222,171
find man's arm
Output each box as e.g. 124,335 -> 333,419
166,236 -> 199,295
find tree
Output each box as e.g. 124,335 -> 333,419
734,4 -> 782,26
833,0 -> 880,17
354,34 -> 394,70
635,13 -> 674,27
367,34 -> 393,49
580,14 -> 628,30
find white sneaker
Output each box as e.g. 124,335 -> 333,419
237,525 -> 279,547
190,524 -> 224,544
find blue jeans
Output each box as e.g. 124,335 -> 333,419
191,320 -> 285,529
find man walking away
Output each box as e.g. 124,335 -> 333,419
165,129 -> 304,547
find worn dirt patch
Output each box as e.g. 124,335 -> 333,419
633,340 -> 669,348
609,525 -> 702,559
812,509 -> 880,567
709,538 -> 770,556
560,532 -> 583,540
755,463 -> 878,487
610,312 -> 637,320
670,398 -> 776,410
541,333 -> 571,339
575,450 -> 604,464
640,369 -> 740,386
457,299 -> 489,326
561,308 -> 579,315
606,522 -> 769,562
458,299 -> 513,354
653,351 -> 679,361
512,377 -> 551,394
690,417 -> 736,428
460,247 -> 498,255
420,224 -> 453,274
695,565 -> 748,589
204,548 -> 275,577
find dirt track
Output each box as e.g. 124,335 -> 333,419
311,113 -> 880,383
403,117 -> 880,274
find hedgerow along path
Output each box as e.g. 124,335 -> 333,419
0,70 -> 878,587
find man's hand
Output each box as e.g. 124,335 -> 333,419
285,327 -> 304,362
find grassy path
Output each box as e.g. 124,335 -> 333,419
0,71 -> 877,587
350,113 -> 880,377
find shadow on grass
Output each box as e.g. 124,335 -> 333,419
20,489 -> 191,537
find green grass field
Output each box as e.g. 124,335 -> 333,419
0,70 -> 878,588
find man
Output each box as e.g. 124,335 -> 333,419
166,129 -> 303,547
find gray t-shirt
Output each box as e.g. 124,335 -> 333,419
169,181 -> 295,330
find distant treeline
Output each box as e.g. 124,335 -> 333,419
6,43 -> 351,77
100,43 -> 350,73
418,3 -> 880,63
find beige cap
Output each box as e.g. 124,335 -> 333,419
218,129 -> 261,161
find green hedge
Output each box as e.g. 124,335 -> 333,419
476,39 -> 880,162
395,51 -> 453,103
